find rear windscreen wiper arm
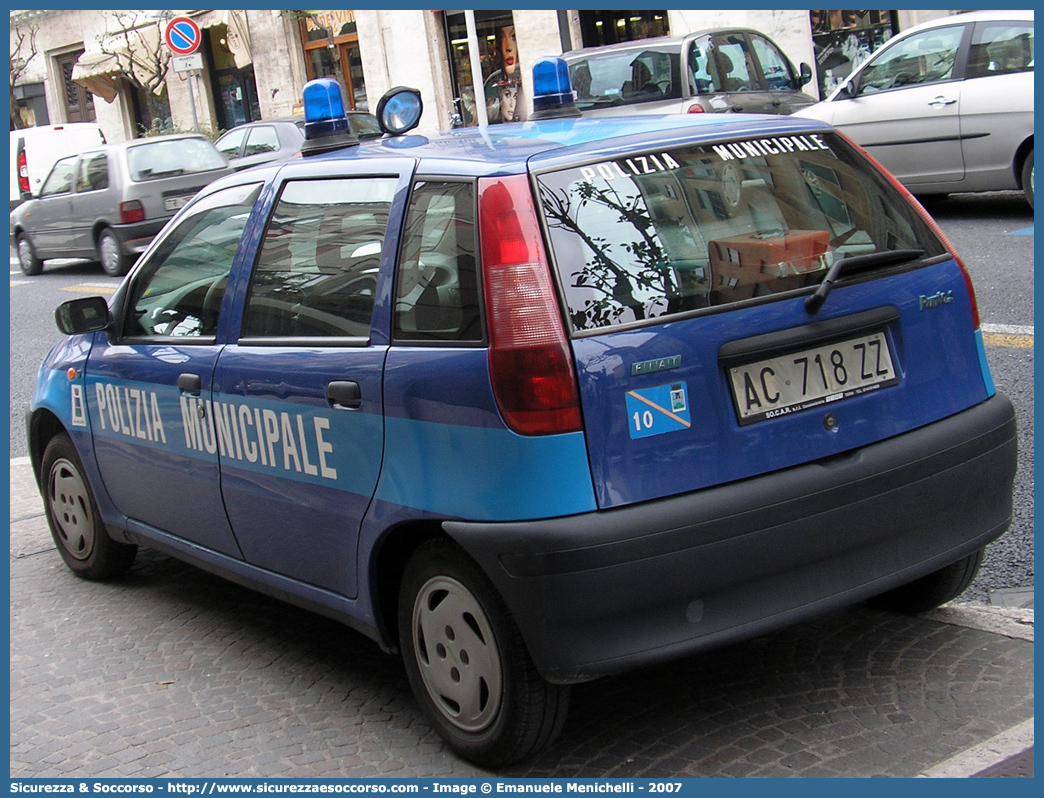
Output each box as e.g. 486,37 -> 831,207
805,248 -> 925,315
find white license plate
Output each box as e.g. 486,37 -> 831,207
728,331 -> 898,424
163,195 -> 192,211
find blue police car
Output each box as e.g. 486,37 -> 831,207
29,61 -> 1017,766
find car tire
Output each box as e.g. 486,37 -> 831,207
98,228 -> 132,277
16,232 -> 42,276
867,548 -> 984,614
42,433 -> 138,580
1021,148 -> 1034,209
398,538 -> 570,767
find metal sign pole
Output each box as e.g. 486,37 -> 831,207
187,72 -> 200,133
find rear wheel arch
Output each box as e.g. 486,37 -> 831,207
91,221 -> 110,248
96,226 -> 132,276
1014,136 -> 1033,186
370,520 -> 449,649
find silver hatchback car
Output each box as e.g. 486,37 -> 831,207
794,10 -> 1034,207
11,133 -> 233,276
563,28 -> 815,117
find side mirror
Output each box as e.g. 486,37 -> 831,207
836,77 -> 857,99
55,296 -> 111,336
799,63 -> 813,87
376,87 -> 423,137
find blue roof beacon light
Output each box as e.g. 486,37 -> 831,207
301,78 -> 359,156
529,57 -> 581,120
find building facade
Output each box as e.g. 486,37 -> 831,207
10,9 -> 957,141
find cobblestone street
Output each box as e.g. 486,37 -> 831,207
10,458 -> 1034,778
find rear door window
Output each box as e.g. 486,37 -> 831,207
393,181 -> 481,342
75,152 -> 108,193
709,33 -> 758,92
537,132 -> 946,333
966,22 -> 1034,78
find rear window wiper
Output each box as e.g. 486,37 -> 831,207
805,248 -> 924,315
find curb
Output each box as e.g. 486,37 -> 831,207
919,719 -> 1034,778
922,603 -> 1034,642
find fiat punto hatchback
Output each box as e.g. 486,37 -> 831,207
29,65 -> 1017,767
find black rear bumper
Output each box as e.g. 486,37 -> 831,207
445,393 -> 1017,683
113,218 -> 168,255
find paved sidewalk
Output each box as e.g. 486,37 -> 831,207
10,457 -> 1034,778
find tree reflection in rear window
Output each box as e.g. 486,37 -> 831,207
536,132 -> 945,333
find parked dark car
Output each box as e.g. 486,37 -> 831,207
11,133 -> 233,276
215,113 -> 383,171
563,28 -> 815,116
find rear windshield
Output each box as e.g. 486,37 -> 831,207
567,48 -> 683,111
127,138 -> 227,181
537,131 -> 946,333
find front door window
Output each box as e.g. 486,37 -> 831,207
856,26 -> 964,95
123,183 -> 262,340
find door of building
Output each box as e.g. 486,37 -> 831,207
205,26 -> 261,129
56,52 -> 96,123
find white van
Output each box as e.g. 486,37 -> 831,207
10,123 -> 106,209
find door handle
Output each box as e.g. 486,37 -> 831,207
177,373 -> 202,396
927,96 -> 957,107
327,380 -> 362,410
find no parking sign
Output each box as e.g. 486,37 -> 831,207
165,16 -> 202,56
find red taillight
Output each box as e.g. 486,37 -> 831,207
119,200 -> 145,225
837,131 -> 981,330
17,151 -> 29,194
478,175 -> 582,436
686,104 -> 705,114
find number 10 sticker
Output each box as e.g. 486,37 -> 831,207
626,383 -> 691,439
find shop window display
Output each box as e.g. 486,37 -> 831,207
445,11 -> 524,126
810,10 -> 897,97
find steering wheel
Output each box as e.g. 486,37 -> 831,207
201,276 -> 228,335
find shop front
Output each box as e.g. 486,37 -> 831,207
810,10 -> 898,97
442,9 -> 524,127
300,10 -> 369,111
576,10 -> 670,47
203,22 -> 261,129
